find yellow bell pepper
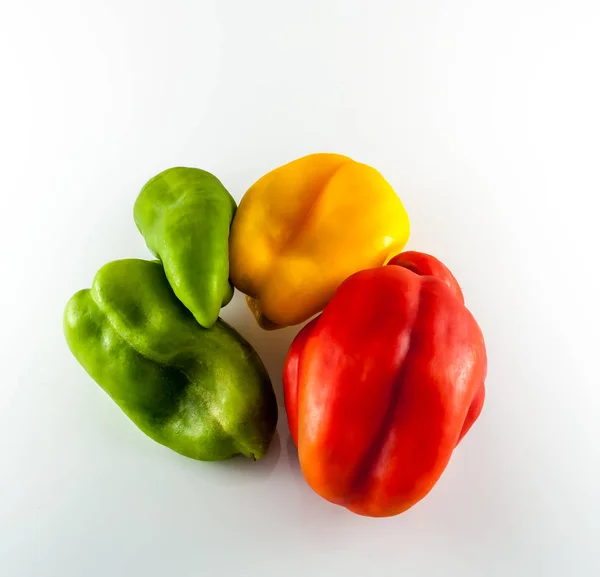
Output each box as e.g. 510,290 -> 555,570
229,153 -> 410,329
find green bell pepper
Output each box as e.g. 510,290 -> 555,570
64,259 -> 278,461
134,167 -> 237,329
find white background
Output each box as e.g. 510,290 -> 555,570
1,1 -> 599,576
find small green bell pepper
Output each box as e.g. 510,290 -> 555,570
134,167 -> 237,329
64,259 -> 278,461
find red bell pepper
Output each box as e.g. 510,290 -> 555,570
283,251 -> 487,517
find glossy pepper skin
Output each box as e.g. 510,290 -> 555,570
134,167 -> 237,329
64,259 -> 277,461
283,251 -> 486,517
229,153 -> 410,329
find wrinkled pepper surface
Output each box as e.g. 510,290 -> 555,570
64,259 -> 277,461
229,153 -> 410,329
134,167 -> 237,329
283,251 -> 486,516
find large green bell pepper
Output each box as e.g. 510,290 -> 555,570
134,167 -> 237,329
64,259 -> 278,461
